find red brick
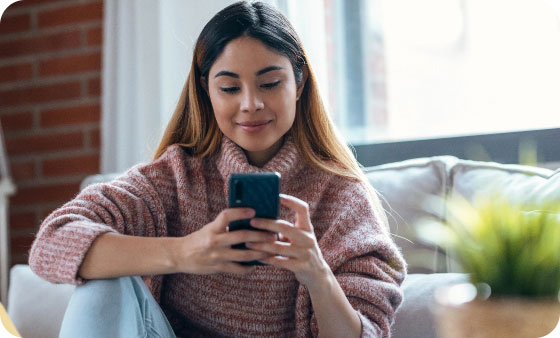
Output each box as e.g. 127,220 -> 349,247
40,103 -> 100,127
10,212 -> 36,230
0,30 -> 81,58
86,26 -> 102,46
0,81 -> 81,106
39,52 -> 101,76
0,13 -> 31,34
88,76 -> 100,96
6,131 -> 84,155
38,1 -> 103,28
12,180 -> 81,205
90,128 -> 100,148
43,154 -> 99,176
0,111 -> 33,130
10,161 -> 35,181
0,63 -> 33,83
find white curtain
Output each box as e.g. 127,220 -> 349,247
102,0 -> 328,173
281,0 -> 329,103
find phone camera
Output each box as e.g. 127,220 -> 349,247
234,180 -> 243,204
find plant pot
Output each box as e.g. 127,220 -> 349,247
434,284 -> 560,338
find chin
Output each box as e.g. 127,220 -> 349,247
237,136 -> 280,152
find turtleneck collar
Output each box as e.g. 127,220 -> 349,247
215,133 -> 305,192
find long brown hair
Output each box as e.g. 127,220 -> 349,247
153,1 -> 388,229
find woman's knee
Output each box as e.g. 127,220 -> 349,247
60,276 -> 147,338
70,277 -> 138,312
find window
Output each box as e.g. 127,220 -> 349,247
293,0 -> 560,166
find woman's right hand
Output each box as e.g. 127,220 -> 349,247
170,208 -> 276,275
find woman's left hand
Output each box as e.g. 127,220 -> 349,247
247,194 -> 331,287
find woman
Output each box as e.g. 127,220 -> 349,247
29,2 -> 406,337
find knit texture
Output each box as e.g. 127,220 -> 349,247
29,135 -> 406,338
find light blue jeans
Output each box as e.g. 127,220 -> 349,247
59,276 -> 177,338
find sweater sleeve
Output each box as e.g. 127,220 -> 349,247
295,178 -> 407,338
28,153 -> 174,286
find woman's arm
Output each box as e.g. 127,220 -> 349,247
306,268 -> 362,338
29,148 -> 276,284
79,208 -> 276,279
78,233 -> 177,279
29,164 -> 171,284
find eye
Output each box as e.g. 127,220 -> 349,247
261,81 -> 281,89
220,87 -> 239,94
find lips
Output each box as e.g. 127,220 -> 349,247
236,120 -> 272,132
237,120 -> 271,127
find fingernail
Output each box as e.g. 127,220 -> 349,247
246,242 -> 255,248
246,209 -> 255,217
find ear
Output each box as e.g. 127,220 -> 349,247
296,66 -> 309,101
200,76 -> 209,94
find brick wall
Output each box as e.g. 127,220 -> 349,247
0,0 -> 103,267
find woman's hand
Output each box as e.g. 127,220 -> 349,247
246,194 -> 331,287
171,208 -> 276,275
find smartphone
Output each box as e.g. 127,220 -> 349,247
228,172 -> 280,266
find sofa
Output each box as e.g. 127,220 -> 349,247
6,156 -> 560,338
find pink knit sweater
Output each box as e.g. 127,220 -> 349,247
29,135 -> 406,338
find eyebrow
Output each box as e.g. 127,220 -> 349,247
214,65 -> 284,78
256,65 -> 283,76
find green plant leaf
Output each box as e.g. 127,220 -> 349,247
416,194 -> 560,298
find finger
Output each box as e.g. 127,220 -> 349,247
211,208 -> 255,232
250,219 -> 312,246
218,230 -> 277,246
280,194 -> 313,232
250,219 -> 295,235
246,241 -> 303,259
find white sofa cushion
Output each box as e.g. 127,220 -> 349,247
392,273 -> 469,338
450,160 -> 558,205
366,156 -> 556,273
365,156 -> 458,273
7,265 -> 75,338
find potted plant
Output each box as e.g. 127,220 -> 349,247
418,194 -> 560,338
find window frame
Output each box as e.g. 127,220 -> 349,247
353,128 -> 560,167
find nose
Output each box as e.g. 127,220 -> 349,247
239,87 -> 264,113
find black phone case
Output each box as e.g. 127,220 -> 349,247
228,172 -> 280,266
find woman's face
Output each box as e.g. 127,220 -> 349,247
205,37 -> 303,166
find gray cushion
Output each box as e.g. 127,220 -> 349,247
7,265 -> 75,338
392,273 -> 469,338
450,160 -> 556,205
365,156 -> 458,273
366,157 -> 556,273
